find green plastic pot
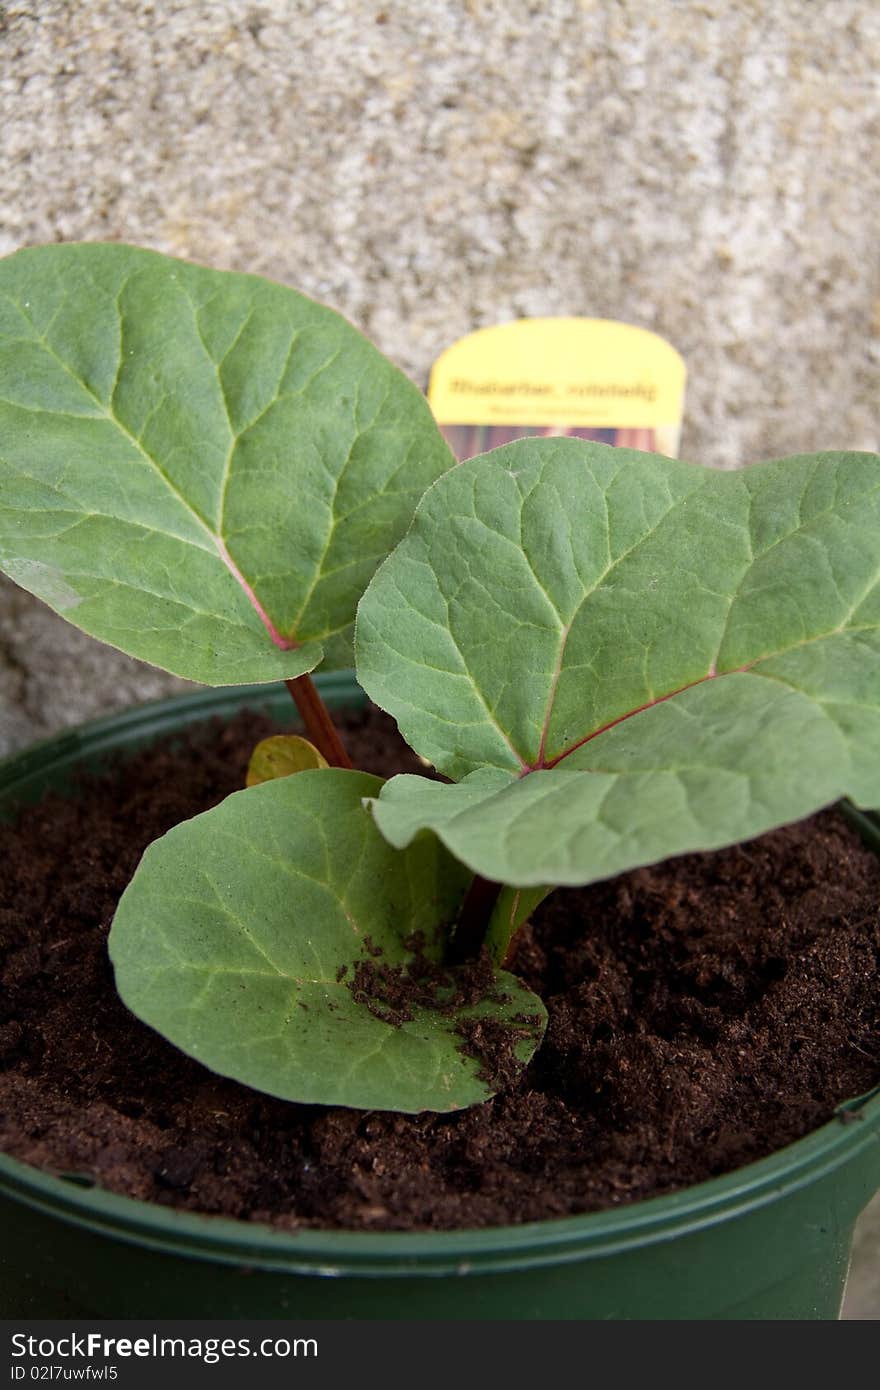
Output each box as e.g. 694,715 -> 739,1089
1,678 -> 878,1320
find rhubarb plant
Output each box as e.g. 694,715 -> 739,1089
1,244 -> 879,1115
357,441 -> 880,959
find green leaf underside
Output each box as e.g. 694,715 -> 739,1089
0,244 -> 453,685
357,440 -> 880,952
109,770 -> 545,1112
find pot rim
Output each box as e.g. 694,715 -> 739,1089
2,680 -> 879,1279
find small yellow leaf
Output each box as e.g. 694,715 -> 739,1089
246,735 -> 328,787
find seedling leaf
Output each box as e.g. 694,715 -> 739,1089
246,734 -> 328,785
109,769 -> 546,1112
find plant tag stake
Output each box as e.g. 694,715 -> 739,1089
428,317 -> 686,460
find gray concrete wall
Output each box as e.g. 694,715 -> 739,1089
1,1 -> 878,1316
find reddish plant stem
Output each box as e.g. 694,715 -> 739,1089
448,874 -> 502,964
284,673 -> 353,770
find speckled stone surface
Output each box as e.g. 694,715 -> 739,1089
844,1193 -> 880,1319
0,2 -> 878,1315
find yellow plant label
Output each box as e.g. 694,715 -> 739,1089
428,317 -> 686,459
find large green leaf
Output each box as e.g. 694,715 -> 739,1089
109,770 -> 545,1112
0,244 -> 454,684
357,440 -> 880,953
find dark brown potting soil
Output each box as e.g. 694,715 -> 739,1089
1,705 -> 878,1231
